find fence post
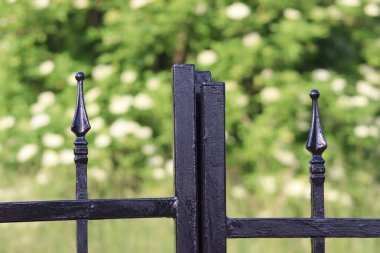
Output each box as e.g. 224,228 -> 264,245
306,89 -> 327,253
200,82 -> 226,253
173,64 -> 200,253
194,70 -> 211,251
71,72 -> 91,253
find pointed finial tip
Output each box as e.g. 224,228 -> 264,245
309,89 -> 320,99
75,72 -> 85,82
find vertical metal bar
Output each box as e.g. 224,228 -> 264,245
195,71 -> 211,250
200,82 -> 226,253
173,64 -> 199,253
71,72 -> 91,253
195,71 -> 211,101
306,90 -> 327,253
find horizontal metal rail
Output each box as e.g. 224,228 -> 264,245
0,197 -> 176,222
227,218 -> 380,238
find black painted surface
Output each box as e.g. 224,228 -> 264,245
306,90 -> 327,253
194,70 -> 211,253
200,83 -> 226,253
72,72 -> 90,253
173,64 -> 199,253
227,218 -> 380,238
0,198 -> 176,222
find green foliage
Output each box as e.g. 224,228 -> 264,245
1,0 -> 380,251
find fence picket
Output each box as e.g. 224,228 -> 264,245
200,82 -> 226,253
306,90 -> 327,253
173,64 -> 200,253
71,72 -> 91,253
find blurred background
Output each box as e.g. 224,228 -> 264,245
1,0 -> 380,252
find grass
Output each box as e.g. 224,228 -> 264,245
0,165 -> 380,252
1,220 -> 380,252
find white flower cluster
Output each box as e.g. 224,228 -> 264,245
0,116 -> 15,130
148,157 -> 173,180
92,64 -> 113,81
260,87 -> 280,103
108,93 -> 153,114
337,95 -> 368,108
86,103 -> 100,116
134,93 -> 153,110
35,172 -> 49,185
33,0 -> 50,9
95,134 -> 111,148
360,65 -> 380,85
59,149 -> 73,164
325,185 -> 352,206
327,6 -> 343,20
283,8 -> 302,20
312,69 -> 331,81
258,175 -> 277,194
329,164 -> 345,180
142,144 -> 156,155
66,72 -> 77,86
148,155 -> 163,167
17,144 -> 38,162
120,70 -> 137,84
165,159 -> 173,175
261,69 -> 273,80
235,95 -> 249,108
330,78 -> 347,93
109,119 -> 152,139
38,60 -> 55,75
73,0 -> 89,9
197,50 -> 218,66
89,167 -> 108,182
85,87 -> 102,118
42,133 -> 64,148
225,2 -> 250,20
353,124 -> 378,138
152,167 -> 165,180
146,77 -> 161,90
109,95 -> 134,115
284,179 -> 309,198
29,91 -> 55,129
38,149 -> 73,168
85,87 -> 102,103
195,3 -> 207,15
91,117 -> 105,132
356,80 -> 380,100
231,185 -> 248,199
130,0 -> 153,9
364,3 -> 380,16
242,33 -> 261,48
30,114 -> 51,129
31,91 -> 55,114
64,108 -> 74,121
273,149 -> 297,167
336,0 -> 361,7
41,150 -> 59,167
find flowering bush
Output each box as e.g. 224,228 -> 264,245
1,0 -> 380,251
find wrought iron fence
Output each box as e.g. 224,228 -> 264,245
0,64 -> 379,253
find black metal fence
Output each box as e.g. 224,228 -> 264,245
1,64 -> 380,253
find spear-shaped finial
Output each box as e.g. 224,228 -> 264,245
306,89 -> 327,156
306,89 -> 327,252
71,72 -> 91,136
71,72 -> 90,253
